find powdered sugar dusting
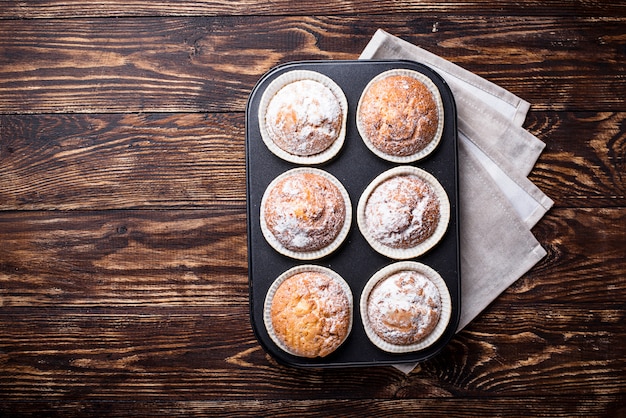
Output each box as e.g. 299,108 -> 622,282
367,270 -> 441,345
264,171 -> 346,252
266,79 -> 343,156
364,174 -> 440,249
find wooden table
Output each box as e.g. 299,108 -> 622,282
1,1 -> 624,416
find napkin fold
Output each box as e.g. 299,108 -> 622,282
359,29 -> 553,373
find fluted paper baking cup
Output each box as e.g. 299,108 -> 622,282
357,166 -> 450,260
258,70 -> 348,165
356,68 -> 444,163
360,261 -> 451,353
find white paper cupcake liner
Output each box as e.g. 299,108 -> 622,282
357,165 -> 450,260
356,68 -> 445,163
264,265 -> 354,357
258,70 -> 348,165
360,261 -> 451,353
260,167 -> 352,260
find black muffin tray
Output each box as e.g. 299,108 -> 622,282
246,60 -> 460,368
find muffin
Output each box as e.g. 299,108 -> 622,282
357,166 -> 449,259
259,70 -> 348,164
260,168 -> 351,260
357,69 -> 444,163
360,261 -> 451,353
264,265 -> 353,358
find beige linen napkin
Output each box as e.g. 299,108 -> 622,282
359,30 -> 553,373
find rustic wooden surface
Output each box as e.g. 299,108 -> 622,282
1,0 -> 625,416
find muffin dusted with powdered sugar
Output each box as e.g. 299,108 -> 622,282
265,79 -> 342,156
260,168 -> 351,260
365,173 -> 440,249
258,70 -> 348,164
357,69 -> 444,163
359,261 -> 452,353
367,270 -> 441,345
264,266 -> 353,358
357,166 -> 449,259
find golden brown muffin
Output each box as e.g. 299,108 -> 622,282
269,270 -> 352,358
358,73 -> 439,158
262,170 -> 347,253
265,79 -> 343,156
363,174 -> 440,249
366,269 -> 441,346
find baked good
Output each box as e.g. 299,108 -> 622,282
357,166 -> 449,259
261,168 -> 351,260
360,261 -> 451,353
367,269 -> 441,345
259,70 -> 347,164
365,173 -> 440,249
265,79 -> 342,156
357,69 -> 443,162
266,266 -> 352,358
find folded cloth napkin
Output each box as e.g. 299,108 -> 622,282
359,29 -> 553,373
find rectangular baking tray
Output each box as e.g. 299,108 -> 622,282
246,60 -> 460,368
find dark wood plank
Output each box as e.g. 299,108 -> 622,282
0,113 -> 246,210
0,16 -> 624,114
1,397 -> 625,417
0,304 -> 624,400
1,0 -> 623,18
0,209 -> 248,308
0,207 -> 624,306
527,112 -> 626,208
1,111 -> 624,211
497,207 -> 626,304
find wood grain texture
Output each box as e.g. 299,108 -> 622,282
4,308 -> 624,392
0,208 -> 624,307
1,207 -> 623,406
1,0 -> 624,18
526,112 -> 626,208
0,113 -> 246,210
0,16 -> 624,114
0,209 -> 248,307
0,304 -> 624,399
507,207 -> 626,302
1,398 -> 625,417
1,112 -> 624,210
